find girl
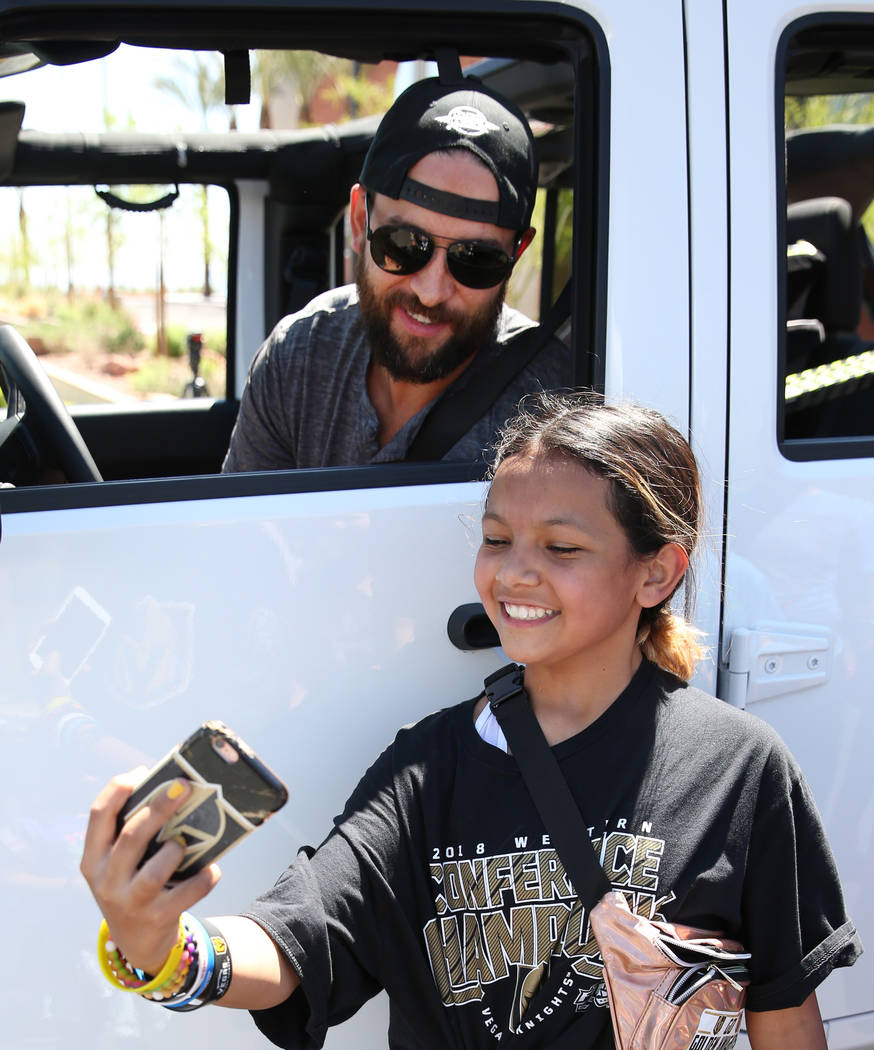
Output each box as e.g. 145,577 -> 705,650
81,392 -> 860,1050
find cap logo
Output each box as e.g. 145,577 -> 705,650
434,105 -> 500,137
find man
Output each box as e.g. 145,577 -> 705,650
221,74 -> 569,472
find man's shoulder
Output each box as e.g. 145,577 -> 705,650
488,302 -> 570,387
256,285 -> 364,377
273,284 -> 361,338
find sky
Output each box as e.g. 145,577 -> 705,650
8,44 -> 263,134
0,46 -> 261,295
0,46 -> 429,294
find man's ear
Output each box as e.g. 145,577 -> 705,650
514,226 -> 536,260
349,183 -> 367,254
637,542 -> 689,609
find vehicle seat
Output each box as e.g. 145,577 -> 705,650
786,196 -> 861,354
784,196 -> 874,437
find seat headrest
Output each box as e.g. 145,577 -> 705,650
786,196 -> 861,332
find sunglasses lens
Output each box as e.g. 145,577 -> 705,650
368,223 -> 514,289
446,242 -> 513,289
369,226 -> 432,275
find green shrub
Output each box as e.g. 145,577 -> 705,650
10,292 -> 144,357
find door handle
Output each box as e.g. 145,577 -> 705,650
447,603 -> 500,651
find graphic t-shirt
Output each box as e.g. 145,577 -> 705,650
244,661 -> 861,1050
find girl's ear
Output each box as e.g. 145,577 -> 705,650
637,542 -> 689,609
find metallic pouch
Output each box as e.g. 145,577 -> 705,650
590,891 -> 750,1050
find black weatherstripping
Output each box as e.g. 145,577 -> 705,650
0,460 -> 485,514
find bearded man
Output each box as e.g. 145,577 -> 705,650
222,75 -> 568,472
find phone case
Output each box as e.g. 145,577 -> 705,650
117,721 -> 288,881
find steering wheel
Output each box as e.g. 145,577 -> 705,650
0,324 -> 102,484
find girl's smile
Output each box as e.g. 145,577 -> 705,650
500,602 -> 558,622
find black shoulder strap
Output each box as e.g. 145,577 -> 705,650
404,279 -> 572,462
483,664 -> 612,909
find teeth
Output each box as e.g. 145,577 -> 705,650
408,310 -> 435,324
503,603 -> 556,621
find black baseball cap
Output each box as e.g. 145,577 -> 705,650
359,76 -> 538,231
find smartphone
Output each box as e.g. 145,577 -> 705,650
117,720 -> 288,881
29,586 -> 111,683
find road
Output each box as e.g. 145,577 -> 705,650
119,291 -> 227,336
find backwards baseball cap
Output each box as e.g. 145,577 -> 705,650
359,75 -> 538,231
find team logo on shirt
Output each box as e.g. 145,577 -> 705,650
424,827 -> 673,1031
510,960 -> 549,1030
687,1008 -> 743,1050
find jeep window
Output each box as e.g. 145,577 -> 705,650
0,182 -> 229,405
781,21 -> 874,457
0,9 -> 599,511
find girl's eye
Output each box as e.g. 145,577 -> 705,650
548,544 -> 580,555
481,536 -> 509,548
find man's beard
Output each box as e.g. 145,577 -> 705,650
355,252 -> 505,384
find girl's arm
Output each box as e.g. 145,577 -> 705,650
210,914 -> 299,1009
746,991 -> 827,1050
80,771 -> 298,1011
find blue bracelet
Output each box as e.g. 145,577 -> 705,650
162,915 -> 215,1011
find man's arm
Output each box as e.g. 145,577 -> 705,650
746,992 -> 827,1050
222,333 -> 297,473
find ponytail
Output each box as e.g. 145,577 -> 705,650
637,606 -> 704,682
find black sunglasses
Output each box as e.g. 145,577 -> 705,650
365,198 -> 520,290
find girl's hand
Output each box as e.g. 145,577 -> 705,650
80,769 -> 221,974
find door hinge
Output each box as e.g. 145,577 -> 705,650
718,623 -> 832,708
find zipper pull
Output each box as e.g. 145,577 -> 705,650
713,965 -> 744,992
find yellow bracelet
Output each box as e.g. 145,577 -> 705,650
98,918 -> 187,994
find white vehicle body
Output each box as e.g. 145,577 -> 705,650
0,1 -> 870,1048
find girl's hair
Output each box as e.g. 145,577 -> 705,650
488,391 -> 703,681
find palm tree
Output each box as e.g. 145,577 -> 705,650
153,52 -> 226,130
153,53 -> 227,297
252,50 -> 344,128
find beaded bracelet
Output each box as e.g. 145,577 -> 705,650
98,915 -> 190,997
160,915 -> 212,1006
139,926 -> 198,1001
163,917 -> 232,1011
162,916 -> 215,1010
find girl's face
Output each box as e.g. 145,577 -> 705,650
474,453 -> 658,677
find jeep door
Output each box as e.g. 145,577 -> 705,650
0,5 -> 602,1049
720,3 -> 874,1045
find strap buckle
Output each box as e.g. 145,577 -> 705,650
483,663 -> 526,712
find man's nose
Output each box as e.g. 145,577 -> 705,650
407,247 -> 456,306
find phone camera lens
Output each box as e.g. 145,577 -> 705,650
211,737 -> 239,763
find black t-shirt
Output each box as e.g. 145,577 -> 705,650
245,660 -> 862,1050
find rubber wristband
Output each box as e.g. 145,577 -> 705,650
163,916 -> 215,1011
165,918 -> 232,1011
98,917 -> 186,995
202,918 -> 233,1001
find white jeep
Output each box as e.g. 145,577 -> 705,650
0,2 -> 871,1048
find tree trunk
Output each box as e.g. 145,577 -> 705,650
200,185 -> 212,299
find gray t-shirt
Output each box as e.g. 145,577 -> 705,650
222,285 -> 569,472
